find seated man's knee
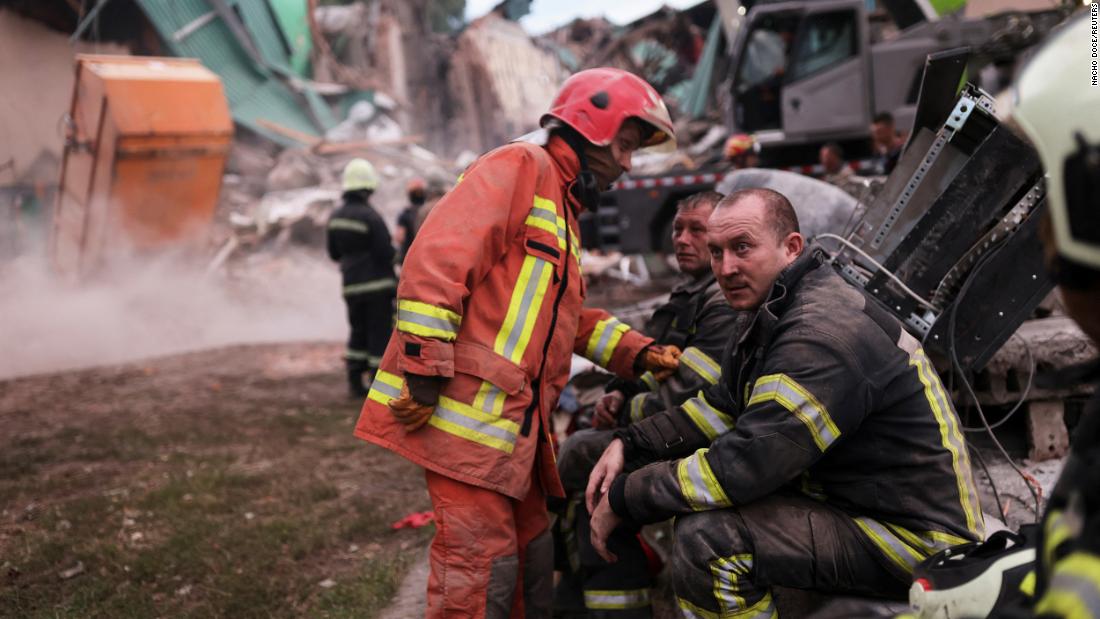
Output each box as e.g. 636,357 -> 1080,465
671,510 -> 750,576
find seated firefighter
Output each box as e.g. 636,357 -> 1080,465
553,190 -> 741,616
587,188 -> 985,617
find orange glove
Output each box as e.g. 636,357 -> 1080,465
641,345 -> 681,381
389,385 -> 435,432
389,376 -> 440,432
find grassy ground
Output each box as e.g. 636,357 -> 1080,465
0,343 -> 432,618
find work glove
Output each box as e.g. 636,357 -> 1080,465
637,345 -> 681,381
388,373 -> 443,432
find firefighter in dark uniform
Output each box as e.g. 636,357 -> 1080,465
587,188 -> 985,618
327,158 -> 396,397
553,191 -> 742,617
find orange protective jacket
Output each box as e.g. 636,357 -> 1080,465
354,135 -> 654,500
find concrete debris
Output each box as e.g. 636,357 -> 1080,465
58,562 -> 85,580
266,149 -> 329,193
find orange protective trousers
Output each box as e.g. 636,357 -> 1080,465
425,469 -> 552,618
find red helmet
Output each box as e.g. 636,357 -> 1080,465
541,68 -> 676,151
724,133 -> 755,159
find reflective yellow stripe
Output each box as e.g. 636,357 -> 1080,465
710,553 -> 752,612
328,217 -> 369,233
1020,570 -> 1036,597
677,448 -> 731,510
455,172 -> 464,185
682,393 -> 735,439
427,395 -> 519,453
680,347 -> 722,385
1044,509 -> 1074,569
494,254 -> 553,364
343,278 -> 397,296
910,347 -> 983,537
629,393 -> 646,423
583,589 -> 651,610
678,592 -> 776,619
585,318 -> 630,367
853,517 -> 927,574
396,299 -> 461,340
367,370 -> 404,406
748,374 -> 840,451
1035,552 -> 1100,618
640,371 -> 659,391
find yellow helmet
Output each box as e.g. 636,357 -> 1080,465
342,158 -> 379,192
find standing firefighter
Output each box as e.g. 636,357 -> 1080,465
353,68 -> 679,617
327,158 -> 396,397
396,177 -> 427,262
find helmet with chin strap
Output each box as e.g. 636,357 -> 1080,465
540,67 -> 676,152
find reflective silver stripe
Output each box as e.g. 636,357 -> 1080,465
345,349 -> 371,360
343,278 -> 397,295
682,394 -> 735,439
500,257 -> 553,362
629,393 -> 646,423
586,318 -> 629,367
1041,556 -> 1100,616
427,396 -> 519,453
853,517 -> 926,573
397,309 -> 458,337
583,589 -> 651,610
748,374 -> 840,451
367,371 -> 404,406
680,346 -> 721,385
710,553 -> 753,611
328,218 -> 368,233
676,448 -> 731,510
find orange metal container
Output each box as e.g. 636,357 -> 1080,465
51,55 -> 233,278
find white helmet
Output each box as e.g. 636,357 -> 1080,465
1011,12 -> 1100,277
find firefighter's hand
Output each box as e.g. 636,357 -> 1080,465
593,391 -> 625,429
587,438 -> 625,513
389,374 -> 442,432
640,345 -> 681,381
590,493 -> 621,563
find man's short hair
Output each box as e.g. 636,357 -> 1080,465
676,191 -> 723,213
716,188 -> 800,241
872,112 -> 894,125
822,142 -> 844,158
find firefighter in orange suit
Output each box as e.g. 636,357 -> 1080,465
353,68 -> 679,618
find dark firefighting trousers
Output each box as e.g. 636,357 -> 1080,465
554,429 -> 654,617
670,491 -> 908,617
344,289 -> 394,393
425,468 -> 554,618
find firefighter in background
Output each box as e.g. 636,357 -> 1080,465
353,68 -> 680,617
327,158 -> 396,398
395,177 -> 427,262
724,133 -> 759,170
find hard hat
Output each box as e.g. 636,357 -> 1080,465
724,133 -> 755,160
406,178 -> 426,194
342,158 -> 379,192
1011,13 -> 1100,274
540,67 -> 676,152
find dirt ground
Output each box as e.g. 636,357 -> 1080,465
0,342 -> 432,618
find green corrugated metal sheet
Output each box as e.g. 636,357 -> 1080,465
135,0 -> 323,146
268,0 -> 313,76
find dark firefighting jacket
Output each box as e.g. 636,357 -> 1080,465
609,249 -> 986,578
609,274 -> 742,425
326,194 -> 396,296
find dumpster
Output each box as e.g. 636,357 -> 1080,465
50,55 -> 233,278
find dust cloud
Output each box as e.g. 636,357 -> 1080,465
0,250 -> 346,379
